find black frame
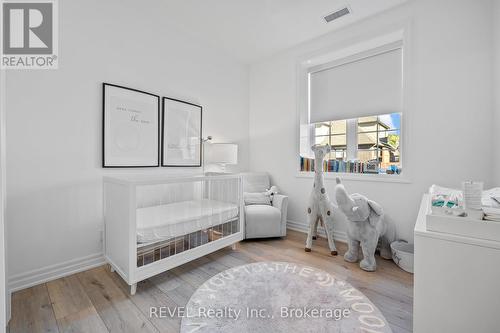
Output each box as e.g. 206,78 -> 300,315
102,83 -> 160,168
161,97 -> 202,167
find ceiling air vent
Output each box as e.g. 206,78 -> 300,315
324,7 -> 350,23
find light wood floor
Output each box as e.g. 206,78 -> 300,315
9,230 -> 413,333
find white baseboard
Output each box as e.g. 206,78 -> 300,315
7,223 -> 344,293
287,219 -> 348,243
8,253 -> 105,292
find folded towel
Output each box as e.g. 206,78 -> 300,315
483,188 -> 500,207
484,216 -> 500,222
483,207 -> 500,215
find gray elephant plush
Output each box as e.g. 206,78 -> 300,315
334,177 -> 393,271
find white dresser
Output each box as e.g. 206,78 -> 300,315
414,194 -> 500,333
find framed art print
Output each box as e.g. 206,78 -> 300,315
162,97 -> 202,167
102,83 -> 160,167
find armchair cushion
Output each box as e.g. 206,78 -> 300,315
245,205 -> 282,238
243,192 -> 271,206
241,172 -> 270,193
241,172 -> 288,239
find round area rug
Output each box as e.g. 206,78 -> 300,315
180,261 -> 391,333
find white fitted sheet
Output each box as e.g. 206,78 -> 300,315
136,199 -> 238,243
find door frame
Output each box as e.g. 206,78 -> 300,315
0,2 -> 10,329
0,62 -> 8,330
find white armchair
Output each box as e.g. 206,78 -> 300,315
241,172 -> 288,239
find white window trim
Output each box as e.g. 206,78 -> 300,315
345,118 -> 358,161
296,27 -> 412,183
296,171 -> 411,183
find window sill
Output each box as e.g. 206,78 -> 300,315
295,171 -> 411,184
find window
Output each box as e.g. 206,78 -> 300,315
299,38 -> 403,175
307,113 -> 401,174
357,114 -> 401,171
314,120 -> 347,160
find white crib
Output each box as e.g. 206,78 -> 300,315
103,174 -> 243,294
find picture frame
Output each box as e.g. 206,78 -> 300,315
161,97 -> 202,167
102,83 -> 160,168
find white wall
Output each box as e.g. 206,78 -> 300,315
494,0 -> 500,187
5,0 -> 249,282
249,0 -> 494,242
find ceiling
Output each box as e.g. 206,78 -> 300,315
162,0 -> 407,64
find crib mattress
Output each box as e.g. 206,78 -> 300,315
136,199 -> 238,243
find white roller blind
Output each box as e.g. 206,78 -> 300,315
309,47 -> 402,123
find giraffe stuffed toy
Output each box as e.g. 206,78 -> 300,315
305,144 -> 338,256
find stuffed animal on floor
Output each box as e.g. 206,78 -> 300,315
304,144 -> 338,256
334,177 -> 393,271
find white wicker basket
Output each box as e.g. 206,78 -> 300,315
391,241 -> 414,273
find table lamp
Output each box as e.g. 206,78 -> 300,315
205,143 -> 238,172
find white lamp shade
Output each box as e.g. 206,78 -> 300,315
205,143 -> 238,165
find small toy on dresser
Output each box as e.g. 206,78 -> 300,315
334,177 -> 395,271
